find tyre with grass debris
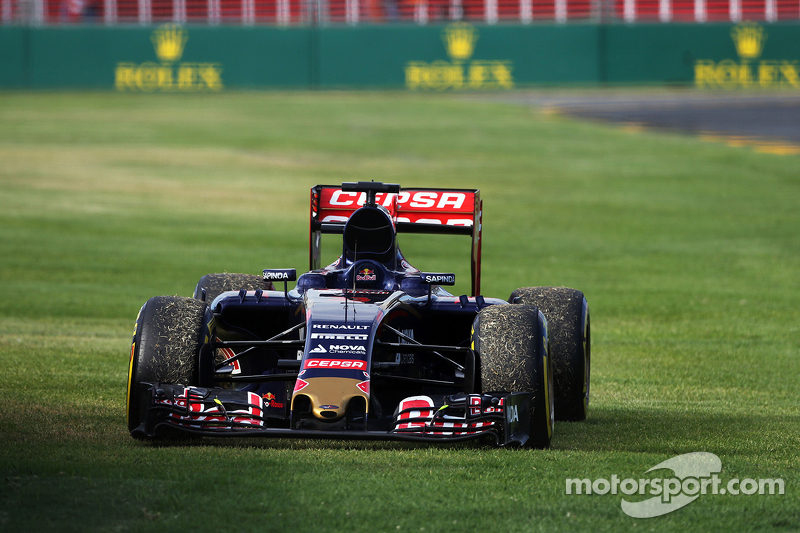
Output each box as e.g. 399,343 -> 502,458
472,305 -> 554,448
192,273 -> 274,304
126,296 -> 208,435
509,287 -> 590,422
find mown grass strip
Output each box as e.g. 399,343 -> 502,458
0,91 -> 798,532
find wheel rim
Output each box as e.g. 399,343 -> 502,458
126,305 -> 144,429
583,312 -> 591,413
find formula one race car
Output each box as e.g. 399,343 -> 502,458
126,182 -> 590,448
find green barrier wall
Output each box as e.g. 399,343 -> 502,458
0,27 -> 26,88
1,23 -> 798,90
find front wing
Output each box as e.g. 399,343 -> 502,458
132,384 -> 533,447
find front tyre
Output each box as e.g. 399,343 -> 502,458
472,305 -> 554,449
510,287 -> 590,422
126,296 -> 208,435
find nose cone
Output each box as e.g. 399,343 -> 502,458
292,377 -> 369,421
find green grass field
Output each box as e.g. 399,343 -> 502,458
1,91 -> 798,532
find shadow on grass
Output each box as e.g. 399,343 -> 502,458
553,405 -> 797,458
139,434 -> 493,452
4,397 -> 793,459
132,405 -> 797,457
125,403 -> 800,457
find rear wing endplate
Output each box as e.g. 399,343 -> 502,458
310,184 -> 483,296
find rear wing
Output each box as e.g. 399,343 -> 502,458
310,184 -> 483,296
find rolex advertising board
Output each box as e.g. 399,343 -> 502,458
115,24 -> 224,92
1,23 -> 799,89
605,23 -> 800,86
315,23 -> 599,88
694,23 -> 800,88
21,25 -> 312,89
404,23 -> 517,90
401,23 -> 599,90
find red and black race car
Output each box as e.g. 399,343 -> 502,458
126,182 -> 590,447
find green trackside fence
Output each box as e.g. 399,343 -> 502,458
1,22 -> 799,90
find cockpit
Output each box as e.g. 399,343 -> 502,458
297,203 -> 424,294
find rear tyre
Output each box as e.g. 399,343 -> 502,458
510,287 -> 590,422
193,273 -> 273,304
126,296 -> 208,435
472,305 -> 554,449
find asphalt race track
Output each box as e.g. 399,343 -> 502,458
482,90 -> 800,153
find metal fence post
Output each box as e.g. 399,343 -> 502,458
659,0 -> 671,22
